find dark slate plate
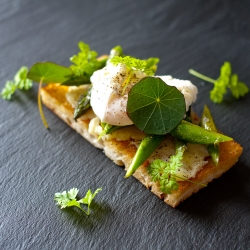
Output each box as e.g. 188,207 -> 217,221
1,1 -> 250,249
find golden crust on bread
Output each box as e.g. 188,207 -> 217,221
41,84 -> 243,207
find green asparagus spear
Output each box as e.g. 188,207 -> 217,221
98,123 -> 124,140
74,88 -> 91,121
170,120 -> 232,144
110,46 -> 123,57
200,105 -> 220,165
125,134 -> 165,178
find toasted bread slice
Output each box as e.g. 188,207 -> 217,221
40,84 -> 243,207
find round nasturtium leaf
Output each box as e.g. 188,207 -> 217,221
27,62 -> 73,84
127,77 -> 186,135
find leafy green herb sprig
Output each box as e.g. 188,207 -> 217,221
148,141 -> 186,194
189,62 -> 249,103
54,187 -> 102,215
1,66 -> 32,100
69,41 -> 102,77
147,140 -> 207,194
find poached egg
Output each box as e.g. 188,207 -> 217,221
90,63 -> 198,126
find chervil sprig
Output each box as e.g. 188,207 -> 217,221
69,41 -> 105,77
147,140 -> 186,194
1,66 -> 32,100
54,187 -> 102,215
147,140 -> 207,194
228,73 -> 249,99
189,62 -> 249,103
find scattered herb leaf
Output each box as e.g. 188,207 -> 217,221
189,62 -> 249,103
1,66 -> 32,100
228,73 -> 249,99
54,187 -> 102,215
127,77 -> 186,135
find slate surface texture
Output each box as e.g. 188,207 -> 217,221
0,1 -> 250,249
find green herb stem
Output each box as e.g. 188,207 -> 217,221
38,79 -> 49,129
189,69 -> 216,84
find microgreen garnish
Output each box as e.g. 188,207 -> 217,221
147,140 -> 187,194
127,77 -> 186,135
1,66 -> 32,100
54,187 -> 102,215
68,41 -> 106,82
189,62 -> 249,103
110,56 -> 159,94
110,56 -> 157,76
147,140 -> 207,194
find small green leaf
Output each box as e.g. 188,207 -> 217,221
228,74 -> 249,99
54,187 -> 102,215
79,188 -> 102,205
27,62 -> 73,84
1,81 -> 17,100
127,77 -> 186,135
67,187 -> 79,200
66,200 -> 82,210
189,61 -> 249,103
1,66 -> 33,100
